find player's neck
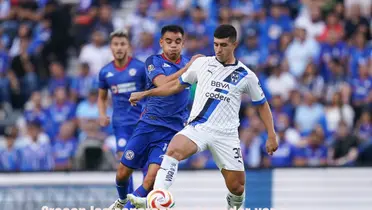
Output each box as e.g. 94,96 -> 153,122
162,53 -> 180,63
114,56 -> 130,68
217,55 -> 236,66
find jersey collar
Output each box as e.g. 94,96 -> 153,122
161,53 -> 181,64
113,57 -> 132,71
215,57 -> 238,67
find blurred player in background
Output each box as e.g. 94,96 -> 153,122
108,25 -> 202,209
129,24 -> 279,209
97,30 -> 147,207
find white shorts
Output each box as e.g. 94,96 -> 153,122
177,125 -> 245,171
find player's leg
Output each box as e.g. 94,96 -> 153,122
109,124 -> 148,209
113,126 -> 135,196
209,136 -> 246,209
154,125 -> 208,190
127,126 -> 176,208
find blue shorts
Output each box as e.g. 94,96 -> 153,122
113,124 -> 136,152
121,121 -> 176,169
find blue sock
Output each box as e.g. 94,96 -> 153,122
116,178 -> 129,201
124,184 -> 150,208
128,175 -> 134,194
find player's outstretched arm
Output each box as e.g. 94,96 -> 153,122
153,54 -> 204,87
98,88 -> 110,126
257,101 -> 278,155
129,79 -> 186,106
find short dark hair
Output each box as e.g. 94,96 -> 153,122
161,25 -> 184,37
214,24 -> 237,42
109,30 -> 129,42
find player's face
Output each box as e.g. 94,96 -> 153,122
160,32 -> 184,61
214,37 -> 237,63
110,36 -> 129,61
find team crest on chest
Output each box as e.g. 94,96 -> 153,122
129,68 -> 137,76
231,72 -> 240,83
148,64 -> 155,72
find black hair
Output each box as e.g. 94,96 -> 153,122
161,25 -> 184,37
109,30 -> 129,42
214,24 -> 237,42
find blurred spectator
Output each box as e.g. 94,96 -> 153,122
294,128 -> 328,167
240,127 -> 262,168
270,94 -> 293,123
133,30 -> 156,62
329,121 -> 360,166
298,62 -> 325,100
344,4 -> 370,41
285,22 -> 320,78
344,0 -> 371,20
93,5 -> 114,40
295,5 -> 325,39
350,62 -> 372,121
10,38 -> 39,101
70,63 -> 97,102
48,61 -> 71,95
294,91 -> 325,135
266,64 -> 296,101
348,32 -> 370,79
0,0 -> 10,21
53,122 -> 78,171
236,26 -> 268,70
24,91 -> 49,131
45,87 -> 76,139
354,111 -> 372,142
325,92 -> 355,135
276,113 -> 301,146
122,0 -> 157,49
266,32 -> 292,68
260,3 -> 293,51
0,125 -> 21,171
318,12 -> 344,43
79,30 -> 112,76
19,120 -> 54,171
318,29 -> 348,82
9,24 -> 31,57
76,89 -> 99,123
183,6 -> 216,51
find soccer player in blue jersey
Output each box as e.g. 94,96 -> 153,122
108,25 -> 202,209
97,30 -> 147,207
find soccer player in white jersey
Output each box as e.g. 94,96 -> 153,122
128,24 -> 279,209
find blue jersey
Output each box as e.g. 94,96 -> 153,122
98,58 -> 146,127
142,54 -> 190,131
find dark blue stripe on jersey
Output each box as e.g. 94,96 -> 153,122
215,88 -> 228,94
190,98 -> 215,125
190,67 -> 247,125
223,67 -> 248,85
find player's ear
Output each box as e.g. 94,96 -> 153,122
159,38 -> 164,48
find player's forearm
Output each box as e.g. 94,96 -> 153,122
145,80 -> 182,97
257,101 -> 276,137
163,64 -> 190,84
97,97 -> 107,116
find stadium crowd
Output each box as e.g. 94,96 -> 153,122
0,0 -> 371,172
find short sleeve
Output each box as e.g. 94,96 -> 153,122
243,73 -> 266,105
179,57 -> 202,86
98,70 -> 109,89
145,56 -> 165,83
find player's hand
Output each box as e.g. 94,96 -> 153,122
99,115 -> 110,127
190,54 -> 205,63
266,134 -> 278,156
129,92 -> 146,106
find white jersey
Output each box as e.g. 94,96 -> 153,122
179,56 -> 266,136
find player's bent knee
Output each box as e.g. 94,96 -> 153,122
116,163 -> 132,181
229,183 -> 245,196
165,135 -> 197,161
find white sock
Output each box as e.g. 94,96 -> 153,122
226,191 -> 245,209
154,155 -> 179,190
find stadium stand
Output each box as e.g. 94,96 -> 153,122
0,0 -> 371,172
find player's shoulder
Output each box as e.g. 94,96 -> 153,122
190,56 -> 214,67
145,54 -> 162,64
236,61 -> 256,78
130,57 -> 145,67
99,61 -> 114,74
